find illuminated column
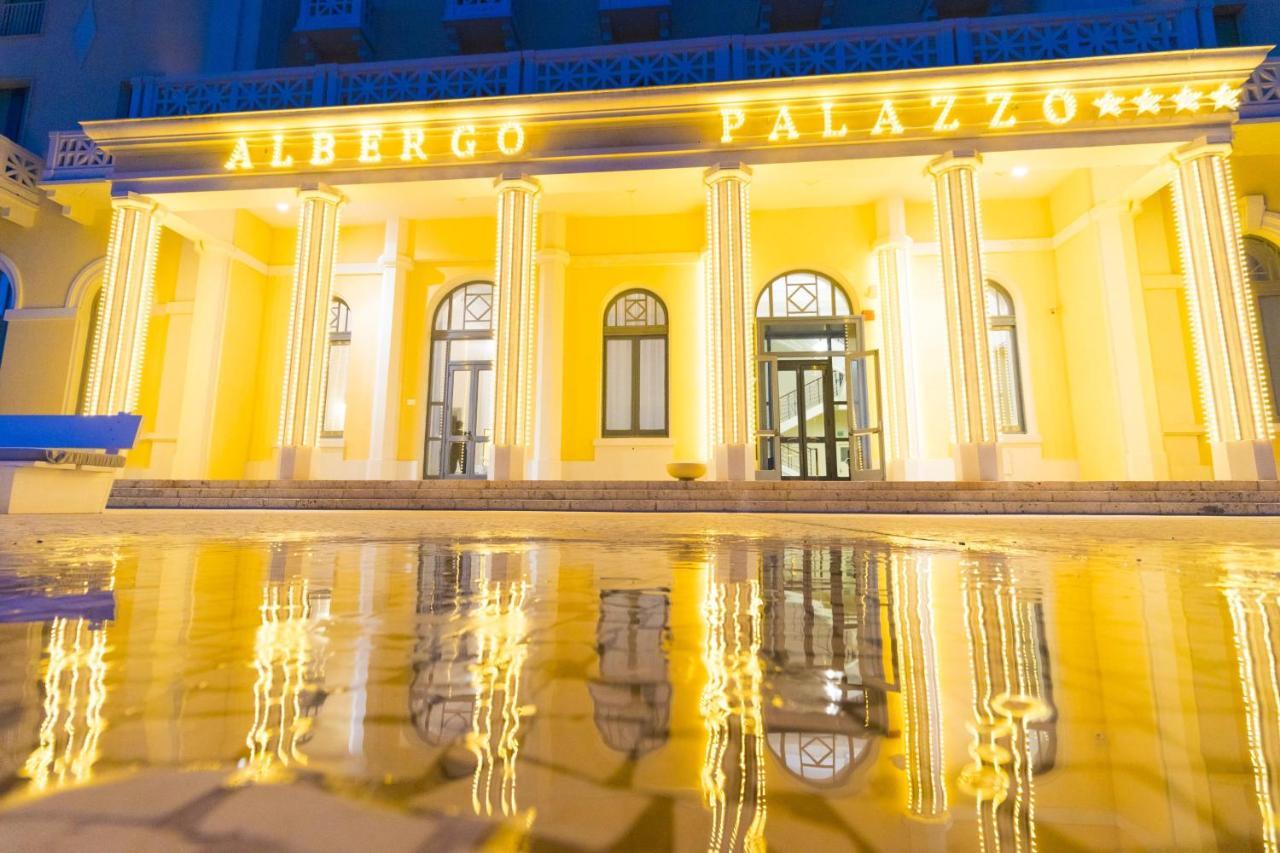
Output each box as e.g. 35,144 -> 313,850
492,176 -> 541,481
875,197 -> 921,481
532,212 -> 568,480
278,185 -> 344,480
928,152 -> 998,482
367,218 -> 411,479
1170,139 -> 1278,480
704,164 -> 754,481
83,193 -> 162,416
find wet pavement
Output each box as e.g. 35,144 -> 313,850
0,510 -> 1278,852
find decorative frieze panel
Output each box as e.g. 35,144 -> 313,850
1242,59 -> 1280,119
741,23 -> 946,78
530,39 -> 726,92
967,5 -> 1198,64
339,58 -> 521,104
45,131 -> 113,178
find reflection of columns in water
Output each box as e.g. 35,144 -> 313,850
410,549 -> 531,818
889,554 -> 947,821
959,562 -> 1057,853
701,550 -> 767,852
588,589 -> 672,758
22,617 -> 110,792
240,577 -> 331,782
759,546 -> 891,788
1225,584 -> 1280,851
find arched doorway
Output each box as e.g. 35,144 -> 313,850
755,271 -> 883,481
423,281 -> 496,479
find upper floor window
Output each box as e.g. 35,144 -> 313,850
985,281 -> 1026,434
0,3 -> 43,38
0,86 -> 28,142
321,297 -> 352,438
1245,236 -> 1280,417
603,289 -> 668,437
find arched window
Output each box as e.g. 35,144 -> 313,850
0,268 -> 13,375
985,281 -> 1026,434
603,289 -> 668,437
320,297 -> 352,438
1245,236 -> 1280,415
756,270 -> 851,319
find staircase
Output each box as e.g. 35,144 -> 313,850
109,480 -> 1280,515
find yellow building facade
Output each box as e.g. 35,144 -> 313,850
1,46 -> 1279,483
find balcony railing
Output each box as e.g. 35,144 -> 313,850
0,133 -> 42,226
295,0 -> 369,32
127,2 -> 1217,118
1242,58 -> 1280,119
44,131 -> 114,180
443,0 -> 512,22
0,1 -> 43,36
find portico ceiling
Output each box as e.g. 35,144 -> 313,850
153,139 -> 1180,228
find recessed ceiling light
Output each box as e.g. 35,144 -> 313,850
275,201 -> 289,212
1011,165 -> 1030,179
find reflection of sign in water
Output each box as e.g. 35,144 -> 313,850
238,579 -> 331,783
588,589 -> 672,759
411,550 -> 532,818
958,562 -> 1058,853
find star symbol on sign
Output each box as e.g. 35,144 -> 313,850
1132,89 -> 1163,115
1171,86 -> 1203,113
1093,91 -> 1125,118
1209,82 -> 1241,111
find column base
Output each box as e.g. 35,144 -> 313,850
1211,440 -> 1278,481
492,445 -> 526,481
277,446 -> 318,481
953,442 -> 999,482
714,444 -> 749,481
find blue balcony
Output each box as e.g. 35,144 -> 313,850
125,1 -> 1217,118
599,0 -> 672,44
758,0 -> 834,34
292,0 -> 373,63
443,0 -> 516,54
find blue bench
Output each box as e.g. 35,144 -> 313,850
0,414 -> 142,514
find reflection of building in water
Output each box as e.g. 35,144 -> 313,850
759,546 -> 893,789
1225,581 -> 1280,852
888,553 -> 947,821
701,552 -> 767,853
239,577 -> 332,783
588,589 -> 672,759
22,617 -> 110,792
410,549 -> 531,818
958,561 -> 1058,853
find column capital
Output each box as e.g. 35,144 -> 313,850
926,150 -> 981,177
538,247 -> 571,266
108,190 -> 159,214
1172,133 -> 1234,165
377,253 -> 413,273
495,174 -> 541,195
297,183 -> 345,206
704,163 -> 752,186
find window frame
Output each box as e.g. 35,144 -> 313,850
601,288 -> 670,438
1244,236 -> 1280,419
320,296 -> 353,439
985,280 -> 1027,435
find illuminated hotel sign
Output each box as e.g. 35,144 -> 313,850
220,80 -> 1242,173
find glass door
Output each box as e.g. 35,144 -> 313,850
442,363 -> 493,478
777,360 -> 838,480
